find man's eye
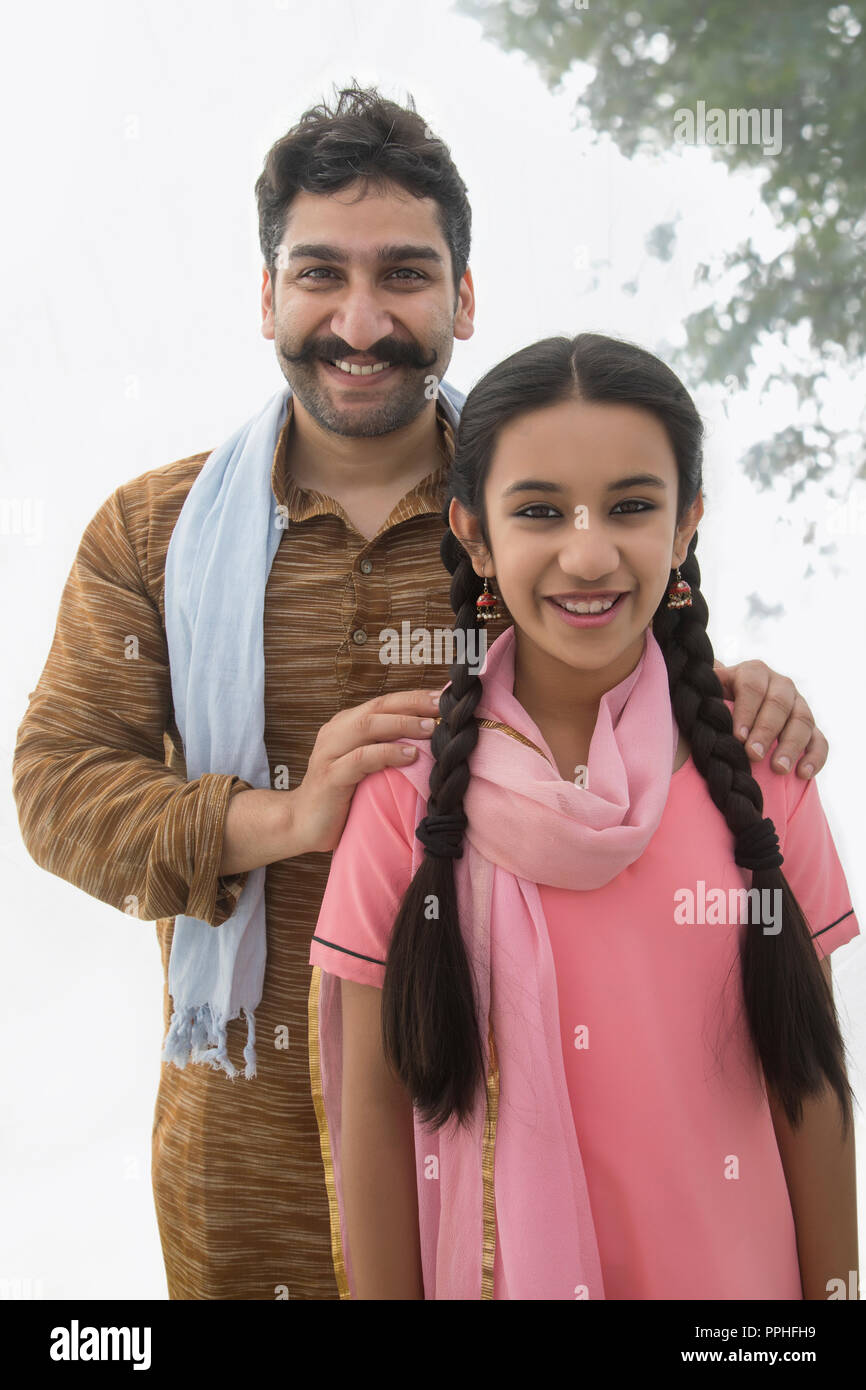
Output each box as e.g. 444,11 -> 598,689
298,267 -> 426,281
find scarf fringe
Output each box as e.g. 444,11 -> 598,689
161,1003 -> 257,1080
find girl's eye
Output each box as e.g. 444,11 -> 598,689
515,501 -> 655,519
516,505 -> 560,519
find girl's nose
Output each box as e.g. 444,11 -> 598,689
556,526 -> 620,577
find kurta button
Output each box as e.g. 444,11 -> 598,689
360,559 -> 373,574
352,629 -> 368,644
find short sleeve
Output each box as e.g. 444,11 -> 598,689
776,769 -> 860,960
309,766 -> 421,988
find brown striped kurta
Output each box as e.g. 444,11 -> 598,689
12,394 -> 511,1299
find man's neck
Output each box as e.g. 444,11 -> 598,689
285,394 -> 446,498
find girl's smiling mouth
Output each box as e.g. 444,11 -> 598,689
544,592 -> 628,627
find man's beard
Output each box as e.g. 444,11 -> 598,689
274,332 -> 443,438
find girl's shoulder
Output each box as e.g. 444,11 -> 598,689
718,703 -> 858,954
311,767 -> 427,988
341,762 -> 428,855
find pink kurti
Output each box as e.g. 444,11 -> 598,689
309,712 -> 859,1300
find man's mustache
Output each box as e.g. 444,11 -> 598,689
284,339 -> 439,371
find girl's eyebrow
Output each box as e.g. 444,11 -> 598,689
501,474 -> 668,497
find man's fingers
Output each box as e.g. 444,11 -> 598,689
741,688 -> 824,782
352,705 -> 435,742
783,724 -> 827,779
363,688 -> 443,720
716,660 -> 827,778
333,689 -> 440,739
738,683 -> 795,756
717,660 -> 772,746
322,690 -> 442,770
756,711 -> 813,770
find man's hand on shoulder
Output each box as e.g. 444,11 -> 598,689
713,658 -> 826,779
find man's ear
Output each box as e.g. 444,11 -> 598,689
453,266 -> 475,343
261,265 -> 275,341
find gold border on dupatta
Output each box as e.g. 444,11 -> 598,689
308,966 -> 500,1302
307,965 -> 351,1299
481,1019 -> 500,1299
434,715 -> 552,767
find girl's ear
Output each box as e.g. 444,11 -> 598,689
671,492 -> 704,567
447,500 -> 489,573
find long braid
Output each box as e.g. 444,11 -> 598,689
380,526 -> 488,1129
653,536 -> 854,1135
423,529 -> 486,832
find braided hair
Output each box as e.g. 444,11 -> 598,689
381,333 -> 854,1138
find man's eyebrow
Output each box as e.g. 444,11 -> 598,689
286,242 -> 445,266
501,474 -> 669,498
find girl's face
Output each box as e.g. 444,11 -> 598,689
450,397 -> 703,693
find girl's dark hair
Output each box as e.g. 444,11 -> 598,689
381,331 -> 855,1140
254,81 -> 471,305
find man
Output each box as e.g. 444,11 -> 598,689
12,83 -> 827,1300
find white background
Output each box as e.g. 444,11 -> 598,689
1,0 -> 863,1298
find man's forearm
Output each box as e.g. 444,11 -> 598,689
219,787 -> 310,875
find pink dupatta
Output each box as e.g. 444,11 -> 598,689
309,623 -> 678,1298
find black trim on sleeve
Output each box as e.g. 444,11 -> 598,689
312,935 -> 386,967
811,909 -> 854,940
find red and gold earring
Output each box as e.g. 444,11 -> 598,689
476,574 -> 502,623
666,566 -> 692,609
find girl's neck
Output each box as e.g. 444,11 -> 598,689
511,629 -> 648,733
510,627 -> 687,782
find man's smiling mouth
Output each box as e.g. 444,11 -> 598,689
327,357 -> 392,375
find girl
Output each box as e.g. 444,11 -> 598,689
307,333 -> 859,1300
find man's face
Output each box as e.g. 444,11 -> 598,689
261,179 -> 474,437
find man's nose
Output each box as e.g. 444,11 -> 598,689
329,286 -> 396,353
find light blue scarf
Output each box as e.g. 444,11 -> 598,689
161,377 -> 467,1078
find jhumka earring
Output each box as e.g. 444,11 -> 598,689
476,575 -> 502,623
666,566 -> 692,609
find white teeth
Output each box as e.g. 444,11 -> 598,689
556,597 -> 616,614
330,359 -> 391,375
